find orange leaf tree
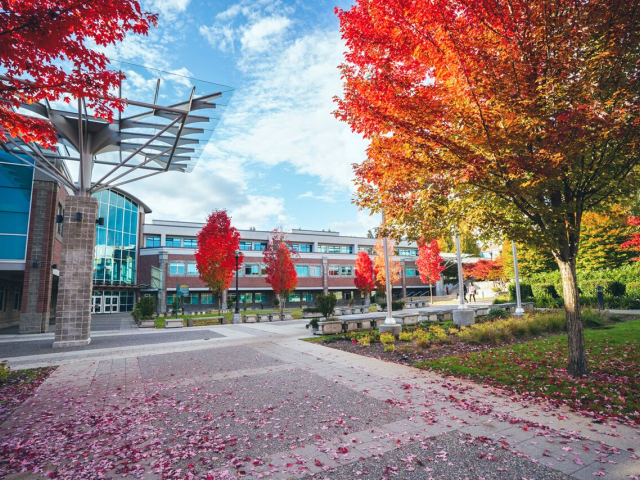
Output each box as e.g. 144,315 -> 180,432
621,217 -> 640,261
416,239 -> 446,304
336,0 -> 640,376
0,0 -> 158,148
194,210 -> 242,314
373,235 -> 401,299
263,228 -> 298,314
354,250 -> 376,304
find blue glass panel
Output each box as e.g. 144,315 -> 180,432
107,230 -> 115,246
123,209 -> 131,234
0,235 -> 27,260
132,203 -> 138,213
124,197 -> 132,210
0,163 -> 33,189
130,212 -> 138,235
116,192 -> 125,208
98,201 -> 108,220
115,231 -> 122,247
0,151 -> 34,165
109,190 -> 118,206
0,187 -> 31,213
116,207 -> 124,232
0,212 -> 29,234
107,204 -> 116,229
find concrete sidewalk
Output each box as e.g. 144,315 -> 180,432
0,320 -> 638,479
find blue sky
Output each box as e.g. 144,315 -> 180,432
104,0 -> 379,236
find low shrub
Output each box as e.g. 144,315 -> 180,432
358,336 -> 371,347
132,296 -> 155,321
380,332 -> 395,345
378,301 -> 405,311
582,308 -> 607,328
412,328 -> 428,341
316,293 -> 337,318
416,336 -> 430,349
627,282 -> 640,297
607,281 -> 626,297
384,343 -> 395,353
457,312 -> 567,345
303,307 -> 321,314
0,362 -> 9,382
429,325 -> 449,343
398,332 -> 412,342
509,282 -> 534,302
492,295 -> 510,304
487,308 -> 508,320
534,294 -> 564,308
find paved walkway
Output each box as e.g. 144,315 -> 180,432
0,319 -> 638,479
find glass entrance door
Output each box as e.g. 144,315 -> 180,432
111,295 -> 119,313
92,295 -> 102,314
104,295 -> 111,313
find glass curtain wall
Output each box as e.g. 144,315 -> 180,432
0,152 -> 34,260
93,190 -> 139,288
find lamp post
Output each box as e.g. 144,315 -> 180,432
511,241 -> 525,316
452,234 -> 475,327
378,212 -> 401,336
233,250 -> 242,324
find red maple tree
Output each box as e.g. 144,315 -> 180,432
416,239 -> 446,304
354,250 -> 376,305
336,0 -> 640,376
463,259 -> 504,282
194,210 -> 242,314
263,228 -> 298,314
0,0 -> 158,148
621,217 -> 640,261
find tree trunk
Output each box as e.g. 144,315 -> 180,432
430,285 -> 433,305
557,258 -> 588,376
365,291 -> 370,306
280,294 -> 285,315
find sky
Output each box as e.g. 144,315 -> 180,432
99,0 -> 379,236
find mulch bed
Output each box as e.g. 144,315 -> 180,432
0,366 -> 56,424
318,334 -> 561,366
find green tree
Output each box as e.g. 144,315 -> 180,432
501,241 -> 556,279
577,207 -> 635,272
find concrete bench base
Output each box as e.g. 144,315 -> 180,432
187,316 -> 224,327
317,320 -> 343,335
139,319 -> 155,328
165,318 -> 184,328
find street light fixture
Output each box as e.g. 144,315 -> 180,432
234,249 -> 240,315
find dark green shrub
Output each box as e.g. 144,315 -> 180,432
492,295 -> 509,304
487,308 -> 508,320
581,308 -> 607,328
378,301 -> 405,311
132,296 -> 155,320
316,293 -> 337,318
508,282 -> 533,302
534,294 -> 563,308
303,307 -> 321,314
627,282 -> 640,297
532,283 -> 559,298
606,281 -> 626,297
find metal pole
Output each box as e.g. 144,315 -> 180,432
456,235 -> 467,310
235,255 -> 240,314
382,214 -> 395,325
512,241 -> 525,315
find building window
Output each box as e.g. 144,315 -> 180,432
169,262 -> 185,275
288,292 -> 301,302
13,287 -> 21,310
183,239 -> 197,248
254,293 -> 265,303
301,292 -> 313,303
328,265 -> 340,276
344,291 -> 352,300
167,294 -> 176,305
189,293 -> 199,304
254,242 -> 267,251
406,267 -> 415,277
166,237 -> 181,247
239,293 -> 252,303
146,236 -> 161,248
295,265 -> 308,277
299,244 -> 312,253
316,245 -> 327,253
397,248 -> 418,256
323,245 -> 353,254
201,293 -> 214,304
358,246 -> 374,254
239,241 -> 253,250
244,264 -> 260,276
187,262 -> 198,276
340,266 -> 353,276
309,265 -> 322,277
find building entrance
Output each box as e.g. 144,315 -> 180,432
91,291 -> 131,314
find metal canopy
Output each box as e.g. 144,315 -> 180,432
1,63 -> 233,196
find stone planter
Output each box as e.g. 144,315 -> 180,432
139,319 -> 155,328
283,313 -> 293,321
165,318 -> 183,328
318,319 -> 342,335
244,314 -> 257,323
256,314 -> 267,322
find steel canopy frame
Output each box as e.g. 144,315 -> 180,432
2,74 -> 226,196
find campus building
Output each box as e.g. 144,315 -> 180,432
137,220 -> 452,313
0,148 -> 152,331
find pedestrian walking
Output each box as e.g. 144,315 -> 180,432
469,282 -> 477,302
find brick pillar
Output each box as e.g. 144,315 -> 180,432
158,251 -> 169,313
53,196 -> 97,348
322,256 -> 328,295
20,181 -> 58,333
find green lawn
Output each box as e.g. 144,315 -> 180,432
417,319 -> 640,424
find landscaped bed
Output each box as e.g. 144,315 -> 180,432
305,310 -> 640,425
0,364 -> 56,424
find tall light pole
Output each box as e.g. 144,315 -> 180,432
378,213 -> 401,336
233,250 -> 242,324
511,241 -> 525,316
452,234 -> 475,327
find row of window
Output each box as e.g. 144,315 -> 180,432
168,261 -> 422,278
317,245 -> 352,254
168,292 -> 269,305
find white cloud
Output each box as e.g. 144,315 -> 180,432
328,210 -> 381,237
298,191 -> 336,203
240,16 -> 291,53
148,0 -> 191,18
